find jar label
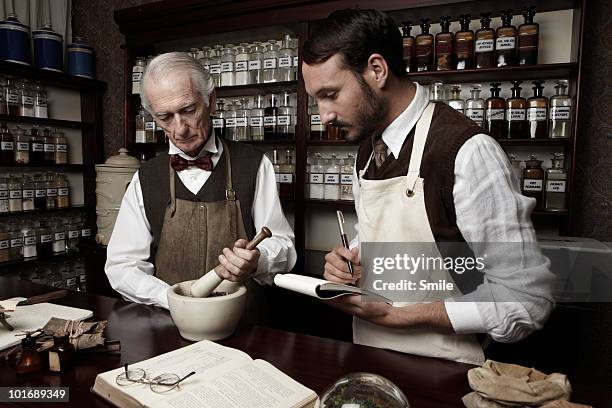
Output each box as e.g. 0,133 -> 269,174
10,238 -> 22,248
79,274 -> 87,283
0,191 -> 7,199
212,118 -> 225,128
1,141 -> 14,151
44,143 -> 55,152
135,130 -> 146,143
486,108 -> 505,121
203,64 -> 210,71
36,97 -> 47,107
47,188 -> 58,196
341,174 -> 353,184
546,180 -> 566,192
279,174 -> 293,183
156,124 -> 163,131
527,107 -> 547,121
248,60 -> 262,70
226,118 -> 236,127
277,115 -> 291,126
310,173 -> 324,184
67,277 -> 77,287
54,232 -> 65,241
496,37 -> 516,50
507,108 -> 526,121
23,189 -> 34,198
279,57 -> 292,68
293,56 -> 299,67
523,179 -> 543,192
475,39 -> 494,52
58,188 -> 69,196
209,64 -> 221,74
221,62 -> 234,72
17,142 -> 29,151
69,230 -> 79,238
264,116 -> 276,126
25,236 -> 37,246
551,107 -> 571,120
310,115 -> 321,125
7,93 -> 19,104
35,189 -> 46,197
466,108 -> 484,122
32,142 -> 44,152
0,240 -> 8,249
325,174 -> 340,184
132,72 -> 142,81
82,228 -> 92,237
235,61 -> 248,72
41,234 -> 53,243
9,190 -> 22,199
235,117 -> 248,127
143,121 -> 155,131
263,58 -> 277,69
56,143 -> 68,152
250,116 -> 263,127
22,96 -> 34,105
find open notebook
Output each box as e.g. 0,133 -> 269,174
92,340 -> 317,408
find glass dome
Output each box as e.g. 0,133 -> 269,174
319,372 -> 410,408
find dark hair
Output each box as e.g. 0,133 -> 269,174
303,9 -> 406,78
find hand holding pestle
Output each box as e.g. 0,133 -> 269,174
189,227 -> 272,298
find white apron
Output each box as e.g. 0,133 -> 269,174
353,102 -> 485,365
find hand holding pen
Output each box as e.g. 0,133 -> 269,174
336,211 -> 354,277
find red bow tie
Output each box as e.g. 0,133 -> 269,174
170,154 -> 213,171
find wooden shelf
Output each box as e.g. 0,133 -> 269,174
0,164 -> 87,171
0,60 -> 107,91
0,205 -> 93,218
216,81 -> 297,97
243,139 -> 295,145
532,210 -> 569,217
305,199 -> 355,210
307,140 -> 358,146
0,242 -> 99,269
497,138 -> 572,146
0,115 -> 94,129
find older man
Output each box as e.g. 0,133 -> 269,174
105,52 -> 296,311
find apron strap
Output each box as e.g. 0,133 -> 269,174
219,139 -> 236,201
169,163 -> 177,217
406,102 -> 436,189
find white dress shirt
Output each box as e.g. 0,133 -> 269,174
105,134 -> 297,309
351,83 -> 555,343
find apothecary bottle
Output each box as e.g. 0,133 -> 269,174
34,83 -> 48,118
291,37 -> 299,80
506,80 -> 527,139
264,94 -> 278,140
0,224 -> 8,262
66,217 -> 80,252
324,155 -> 341,200
279,149 -> 295,199
43,128 -> 55,164
549,80 -> 572,139
56,173 -> 70,208
496,10 -> 517,67
340,154 -> 355,201
234,44 -> 250,86
250,94 -> 265,141
29,126 -> 44,164
430,82 -> 445,103
401,21 -> 415,72
34,174 -> 46,210
14,126 -> 29,164
277,91 -> 295,140
144,110 -> 156,143
455,14 -> 474,70
198,46 -> 212,71
248,42 -> 265,84
9,222 -> 23,261
52,218 -> 66,254
37,220 -> 53,257
0,178 -> 8,213
220,45 -> 236,87
415,18 -> 434,72
309,153 -> 325,200
475,13 -> 495,69
224,100 -> 238,141
21,221 -> 37,259
235,98 -> 250,141
46,173 -> 58,209
485,82 -> 505,139
22,175 -> 34,211
447,85 -> 464,114
54,130 -> 69,164
309,98 -> 325,140
263,41 -> 280,83
4,77 -> 20,116
213,100 -> 226,139
527,80 -> 548,139
278,34 -> 294,82
0,123 -> 14,165
209,45 -> 223,87
20,81 -> 35,117
518,7 -> 539,65
465,85 -> 485,127
508,154 -> 523,187
8,175 -> 23,213
435,16 -> 454,71
131,57 -> 146,95
522,155 -> 544,210
135,106 -> 146,143
544,153 -> 567,212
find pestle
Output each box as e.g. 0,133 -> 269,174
189,227 -> 272,298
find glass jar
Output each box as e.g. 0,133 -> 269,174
197,46 -> 212,71
34,83 -> 48,118
21,221 -> 37,259
429,82 -> 445,103
144,110 -> 156,143
46,173 -> 58,209
224,100 -> 238,141
309,153 -> 325,200
234,45 -> 250,86
544,153 -> 567,212
447,85 -> 465,114
52,219 -> 66,254
248,42 -> 265,84
277,90 -> 295,140
80,212 -> 94,243
549,80 -> 572,139
22,175 -> 35,211
56,173 -> 70,208
66,218 -> 80,252
43,128 -> 55,164
209,45 -> 223,88
4,77 -> 20,116
278,34 -> 294,82
14,126 -> 29,164
271,150 -> 281,193
0,177 -> 8,213
0,80 -> 5,115
522,155 -> 544,210
8,175 -> 23,213
249,94 -> 265,141
135,106 -> 146,143
340,154 -> 355,201
279,149 -> 295,199
324,155 -> 341,200
465,85 -> 485,128
20,81 -> 35,117
29,126 -> 44,164
54,130 -> 69,164
235,98 -> 250,141
309,99 -> 325,141
264,94 -> 279,140
263,41 -> 280,83
131,56 -> 146,95
291,37 -> 299,80
0,122 -> 14,165
0,224 -> 9,263
220,45 -> 236,87
34,174 -> 46,210
8,222 -> 23,261
213,99 -> 226,139
37,220 -> 53,258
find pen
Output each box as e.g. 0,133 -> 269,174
336,210 -> 354,276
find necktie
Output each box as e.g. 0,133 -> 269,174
373,137 -> 388,168
170,154 -> 213,171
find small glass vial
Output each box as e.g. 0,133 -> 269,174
506,80 -> 528,139
279,149 -> 295,199
8,175 -> 23,213
309,98 -> 325,140
57,174 -> 70,208
518,7 -> 539,65
43,128 -> 55,164
22,175 -> 35,211
324,155 -> 341,200
14,126 -> 29,164
522,155 -> 544,210
46,173 -> 58,209
0,123 -> 14,165
0,177 -> 8,213
9,222 -> 23,261
34,83 -> 48,118
527,80 -> 548,139
235,98 -> 250,141
263,41 -> 280,83
309,153 -> 325,200
250,94 -> 265,141
52,219 -> 66,254
131,56 -> 146,95
135,106 -> 146,143
277,91 -> 295,140
29,126 -> 44,164
435,16 -> 454,71
430,82 -> 446,103
213,100 -> 226,139
34,174 -> 46,210
475,13 -> 495,69
544,153 -> 567,212
21,221 -> 37,259
20,81 -> 35,117
66,218 -> 80,252
415,18 -> 434,72
447,85 -> 465,114
278,34 -> 295,82
37,220 -> 53,257
249,42 -> 265,84
54,130 -> 69,164
455,14 -> 474,70
209,45 -> 223,88
496,10 -> 517,67
220,45 -> 236,87
264,94 -> 279,140
549,80 -> 572,139
224,100 -> 238,141
401,21 -> 415,72
465,85 -> 485,128
4,77 -> 20,116
0,224 -> 9,262
234,44 -> 250,86
340,154 -> 355,201
486,82 -> 506,139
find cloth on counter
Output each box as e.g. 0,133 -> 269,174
540,401 -> 592,408
42,317 -> 107,350
462,393 -> 592,408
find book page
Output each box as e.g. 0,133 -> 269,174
274,274 -> 328,298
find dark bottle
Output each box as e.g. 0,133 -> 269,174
518,6 -> 539,65
43,128 -> 55,165
212,100 -> 226,139
455,14 -> 474,70
506,80 -> 528,139
264,94 -> 278,140
527,80 -> 548,139
415,18 -> 434,72
34,174 -> 47,211
15,333 -> 44,374
485,82 -> 506,139
496,10 -> 517,67
435,16 -> 454,71
0,123 -> 14,165
29,126 -> 44,164
522,155 -> 544,210
475,13 -> 495,69
401,21 -> 415,73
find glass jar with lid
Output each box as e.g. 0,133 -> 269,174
131,56 -> 146,95
277,90 -> 295,140
341,154 -> 355,201
324,155 -> 341,200
144,110 -> 156,144
263,40 -> 280,83
549,80 -> 572,139
0,80 -> 5,115
20,81 -> 35,117
54,130 -> 69,164
309,98 -> 325,140
33,173 -> 46,210
234,44 -> 250,86
0,177 -> 8,213
8,175 -> 23,213
235,98 -> 250,141
29,126 -> 44,164
0,122 -> 14,165
34,82 -> 48,118
14,126 -> 29,164
43,128 -> 55,164
522,155 -> 544,210
249,94 -> 265,141
212,99 -> 226,139
4,77 -> 20,116
280,149 -> 295,199
209,45 -> 223,87
21,220 -> 37,259
37,219 -> 53,257
278,34 -> 294,82
309,153 -> 325,200
0,223 -> 9,262
56,173 -> 70,208
224,100 -> 238,141
45,172 -> 58,209
22,175 -> 34,211
220,45 -> 236,87
80,212 -> 94,243
52,218 -> 66,254
66,217 -> 80,252
198,46 -> 212,71
264,94 -> 279,140
248,42 -> 265,84
8,221 -> 23,261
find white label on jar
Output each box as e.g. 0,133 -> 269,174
35,189 -> 45,197
7,93 -> 18,104
466,108 -> 484,122
226,118 -> 236,127
551,107 -> 571,120
58,188 -> 69,196
132,72 -> 142,81
487,108 -> 505,121
325,174 -> 340,184
17,142 -> 29,151
279,57 -> 292,68
293,56 -> 299,67
235,117 -> 248,127
279,174 -> 293,183
69,230 -> 79,238
56,143 -> 68,152
221,62 -> 234,72
44,143 -> 55,152
82,228 -> 92,237
9,190 -> 22,199
0,191 -> 7,199
47,188 -> 57,197
145,122 -> 156,131
54,232 -> 65,240
277,115 -> 291,126
264,116 -> 276,126
475,39 -> 494,52
250,117 -> 263,127
32,142 -> 44,152
341,174 -> 353,184
67,277 -> 77,287
507,108 -> 525,121
0,240 -> 8,249
527,108 -> 547,121
546,180 -> 566,192
248,60 -> 261,70
135,130 -> 146,143
1,141 -> 14,151
310,173 -> 324,184
310,114 -> 321,125
496,37 -> 516,50
209,64 -> 221,74
36,97 -> 47,107
10,238 -> 22,248
22,96 -> 34,105
23,189 -> 34,198
523,179 -> 543,192
24,236 -> 37,246
235,61 -> 248,72
79,274 -> 87,283
156,123 -> 163,131
212,118 -> 224,128
41,234 -> 53,243
263,58 -> 277,69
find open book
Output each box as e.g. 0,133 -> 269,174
92,340 -> 317,408
274,274 -> 392,304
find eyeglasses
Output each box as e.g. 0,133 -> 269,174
115,364 -> 196,394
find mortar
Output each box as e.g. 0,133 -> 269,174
167,280 -> 246,341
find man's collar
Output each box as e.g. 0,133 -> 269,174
168,133 -> 218,160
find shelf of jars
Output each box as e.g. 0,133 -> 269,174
215,80 -> 298,97
0,205 -> 91,218
0,60 -> 106,91
0,164 -> 85,170
0,115 -> 94,129
0,239 -> 97,270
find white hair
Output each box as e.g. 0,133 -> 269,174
140,52 -> 214,113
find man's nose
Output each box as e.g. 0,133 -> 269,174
319,107 -> 337,126
174,114 -> 189,136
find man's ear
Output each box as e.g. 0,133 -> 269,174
365,53 -> 389,90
